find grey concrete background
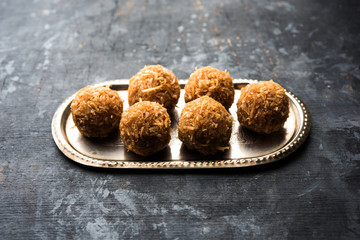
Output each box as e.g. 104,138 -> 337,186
0,0 -> 359,239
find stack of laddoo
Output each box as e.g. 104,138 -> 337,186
70,64 -> 289,157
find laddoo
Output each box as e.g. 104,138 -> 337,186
178,96 -> 233,155
128,65 -> 180,111
70,86 -> 124,138
184,66 -> 235,109
237,80 -> 289,134
120,101 -> 171,157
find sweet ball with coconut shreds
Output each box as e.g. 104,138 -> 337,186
128,65 -> 180,112
70,86 -> 124,138
184,66 -> 235,110
237,80 -> 290,134
120,101 -> 171,157
178,96 -> 233,155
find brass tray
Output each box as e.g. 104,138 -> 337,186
52,79 -> 311,169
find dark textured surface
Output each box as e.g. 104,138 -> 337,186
1,0 -> 359,239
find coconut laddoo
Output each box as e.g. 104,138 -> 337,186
178,96 -> 233,155
184,66 -> 235,109
128,65 -> 180,111
120,101 -> 171,157
70,86 -> 124,138
237,80 -> 290,134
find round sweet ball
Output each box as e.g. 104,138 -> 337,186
237,80 -> 290,134
178,96 -> 233,155
184,66 -> 235,109
128,65 -> 180,111
120,101 -> 171,157
71,86 -> 124,138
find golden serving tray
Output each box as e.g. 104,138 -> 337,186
52,79 -> 311,169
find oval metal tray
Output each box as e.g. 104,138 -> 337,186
52,79 -> 311,169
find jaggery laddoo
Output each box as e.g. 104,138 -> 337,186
178,96 -> 233,155
128,65 -> 180,111
237,80 -> 289,134
184,66 -> 235,109
120,101 -> 171,157
70,86 -> 124,138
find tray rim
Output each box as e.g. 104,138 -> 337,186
51,79 -> 312,169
